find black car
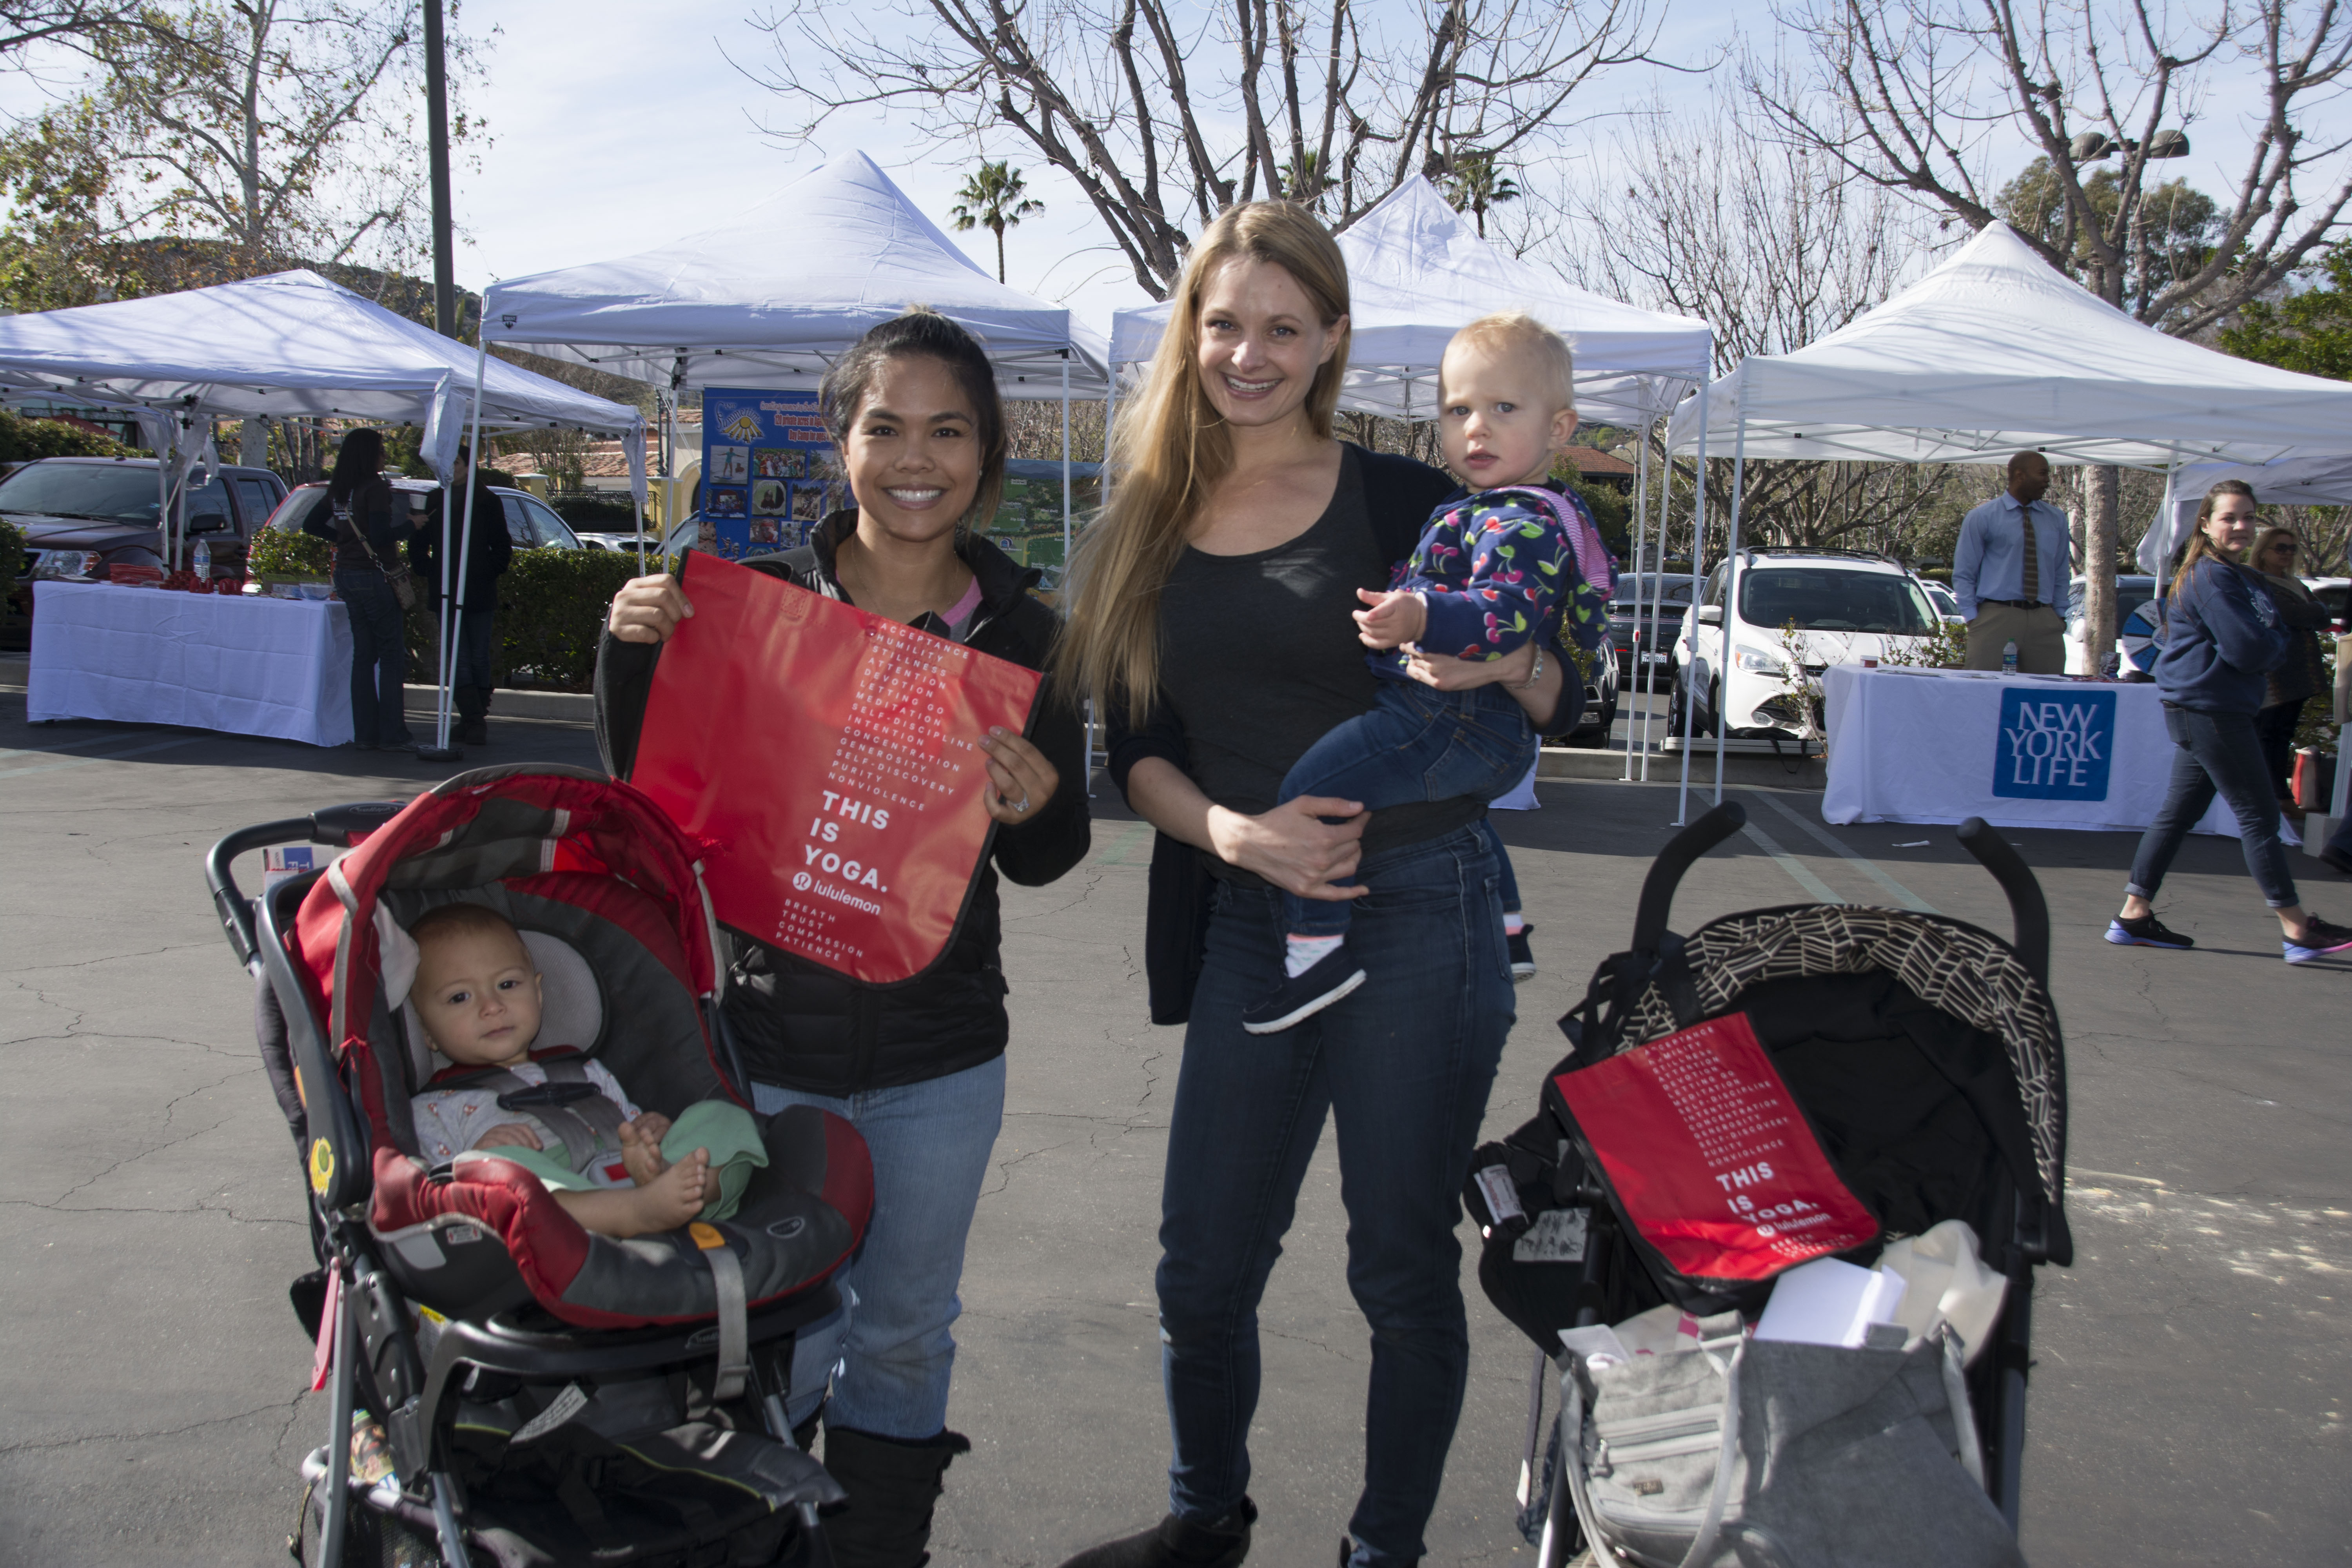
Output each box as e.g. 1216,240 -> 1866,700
12,455 -> 288,587
1606,572 -> 1696,680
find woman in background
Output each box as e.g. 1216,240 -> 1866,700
326,428 -> 416,752
2247,525 -> 2329,820
2109,481 -> 2352,964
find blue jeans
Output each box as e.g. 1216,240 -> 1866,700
2127,703 -> 2300,909
1158,828 -> 1514,1565
1277,682 -> 1535,939
1475,819 -> 1520,915
756,1055 -> 1005,1438
334,570 -> 412,748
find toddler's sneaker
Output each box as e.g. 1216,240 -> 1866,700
2283,913 -> 2352,965
1242,947 -> 1367,1034
2105,914 -> 2193,949
1507,923 -> 1537,982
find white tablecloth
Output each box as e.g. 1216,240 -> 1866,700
1822,664 -> 2241,837
30,581 -> 353,746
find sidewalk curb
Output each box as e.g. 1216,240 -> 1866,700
1539,745 -> 1825,789
403,683 -> 593,723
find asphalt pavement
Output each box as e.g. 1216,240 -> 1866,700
1,679 -> 2346,1566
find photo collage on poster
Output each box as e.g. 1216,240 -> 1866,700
700,387 -> 842,559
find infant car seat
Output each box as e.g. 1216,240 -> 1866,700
211,765 -> 873,1568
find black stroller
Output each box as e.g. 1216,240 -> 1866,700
1466,803 -> 2072,1566
205,765 -> 876,1566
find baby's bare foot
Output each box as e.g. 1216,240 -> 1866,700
633,1147 -> 709,1231
618,1118 -> 668,1188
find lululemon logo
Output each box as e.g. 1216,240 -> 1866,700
1993,688 -> 2115,801
793,871 -> 813,891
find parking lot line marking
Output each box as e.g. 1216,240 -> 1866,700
1739,820 -> 1844,905
0,735 -> 207,779
0,734 -> 185,765
1746,789 -> 1940,915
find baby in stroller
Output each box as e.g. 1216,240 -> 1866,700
401,902 -> 717,1239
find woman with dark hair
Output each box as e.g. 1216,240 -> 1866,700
327,427 -> 416,751
2109,480 -> 2352,963
1052,202 -> 1582,1568
2247,525 -> 2330,818
595,309 -> 1089,1566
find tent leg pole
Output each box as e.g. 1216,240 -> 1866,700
1639,430 -> 1671,782
1715,420 -> 1747,808
1622,432 -> 1651,781
1060,354 -> 1072,576
1676,384 -> 1709,826
427,335 -> 489,760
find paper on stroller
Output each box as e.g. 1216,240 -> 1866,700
1753,1255 -> 1907,1347
1878,1219 -> 2008,1365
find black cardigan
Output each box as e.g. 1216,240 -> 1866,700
1106,445 -> 1585,1024
595,514 -> 1091,1094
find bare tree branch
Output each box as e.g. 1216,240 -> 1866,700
739,0 -> 1672,298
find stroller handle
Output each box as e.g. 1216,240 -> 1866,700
203,801 -> 406,970
1631,802 -> 1748,953
1956,817 -> 2050,985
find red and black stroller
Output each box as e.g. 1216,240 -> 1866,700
1465,803 -> 2071,1566
205,765 -> 875,1567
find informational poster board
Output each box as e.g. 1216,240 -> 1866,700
1552,1012 -> 1877,1283
629,554 -> 1042,985
700,387 -> 844,560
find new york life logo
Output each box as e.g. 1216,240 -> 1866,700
1993,688 -> 2116,800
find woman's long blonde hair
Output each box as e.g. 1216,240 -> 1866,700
1056,202 -> 1352,723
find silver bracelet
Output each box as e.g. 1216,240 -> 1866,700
1517,645 -> 1546,690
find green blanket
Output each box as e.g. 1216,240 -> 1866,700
487,1100 -> 766,1223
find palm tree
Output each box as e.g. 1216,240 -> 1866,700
1443,152 -> 1521,239
950,160 -> 1044,284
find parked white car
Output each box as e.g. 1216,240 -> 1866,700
1672,549 -> 1941,740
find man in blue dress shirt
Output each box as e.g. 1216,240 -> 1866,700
1953,451 -> 2071,673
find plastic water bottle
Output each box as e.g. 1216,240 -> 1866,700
191,538 -> 211,579
2001,639 -> 2018,674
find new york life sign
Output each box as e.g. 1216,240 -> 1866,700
1992,688 -> 2116,801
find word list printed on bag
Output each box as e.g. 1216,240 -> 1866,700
1645,1022 -> 1857,1263
775,622 -> 984,955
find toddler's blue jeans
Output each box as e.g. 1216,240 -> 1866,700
1277,681 -> 1535,939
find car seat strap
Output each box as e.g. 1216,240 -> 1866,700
694,1223 -> 749,1403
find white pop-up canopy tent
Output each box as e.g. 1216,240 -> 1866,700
0,268 -> 645,517
482,151 -> 1109,397
2139,455 -> 2352,571
1108,176 -> 1713,428
1662,222 -> 2352,820
0,266 -> 644,755
481,149 -> 1110,560
1666,223 -> 2352,470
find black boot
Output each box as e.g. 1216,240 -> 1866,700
817,1426 -> 970,1568
1057,1498 -> 1256,1568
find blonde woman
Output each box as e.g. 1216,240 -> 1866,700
2248,525 -> 2330,817
2111,481 -> 2352,962
1054,203 -> 1582,1568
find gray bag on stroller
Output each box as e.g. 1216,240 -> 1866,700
1560,1320 -> 2024,1568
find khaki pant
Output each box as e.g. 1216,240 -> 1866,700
1964,601 -> 2065,673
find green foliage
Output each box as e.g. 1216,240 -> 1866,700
0,515 -> 22,638
247,528 -> 332,578
1566,481 -> 1631,558
488,546 -> 641,692
0,408 -> 129,462
1996,156 -> 2218,303
2221,241 -> 2352,382
950,160 -> 1043,283
1882,617 -> 1969,669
